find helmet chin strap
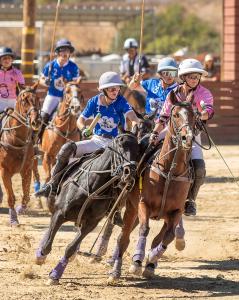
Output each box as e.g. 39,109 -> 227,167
103,89 -> 119,101
183,76 -> 201,90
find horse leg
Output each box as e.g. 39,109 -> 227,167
0,183 -> 3,206
33,157 -> 41,193
42,153 -> 52,184
35,209 -> 65,265
108,199 -> 138,283
175,216 -> 185,251
48,217 -> 100,285
129,199 -> 150,276
16,168 -> 32,214
143,211 -> 181,278
89,219 -> 115,263
1,171 -> 19,226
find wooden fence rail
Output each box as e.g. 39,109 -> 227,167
37,80 -> 239,145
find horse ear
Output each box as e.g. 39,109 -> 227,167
148,108 -> 158,120
31,80 -> 39,91
132,107 -> 144,120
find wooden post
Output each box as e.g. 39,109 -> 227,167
21,0 -> 36,85
223,0 -> 239,81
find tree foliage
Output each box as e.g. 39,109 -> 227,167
116,4 -> 220,55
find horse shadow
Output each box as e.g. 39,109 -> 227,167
205,176 -> 239,184
121,273 -> 239,297
193,259 -> 239,271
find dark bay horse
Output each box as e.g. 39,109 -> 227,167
35,133 -> 141,285
107,102 -> 197,282
0,83 -> 41,226
41,83 -> 85,184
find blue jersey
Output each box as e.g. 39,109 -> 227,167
81,94 -> 132,138
142,78 -> 177,114
42,59 -> 79,97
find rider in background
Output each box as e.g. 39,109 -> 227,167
120,38 -> 150,85
0,47 -> 25,113
128,57 -> 178,116
202,53 -> 220,82
35,71 -> 140,198
150,58 -> 214,216
38,39 -> 80,141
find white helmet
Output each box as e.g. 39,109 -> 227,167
123,38 -> 138,49
178,58 -> 208,77
98,71 -> 125,90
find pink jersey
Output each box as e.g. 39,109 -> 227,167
158,84 -> 214,122
0,67 -> 25,100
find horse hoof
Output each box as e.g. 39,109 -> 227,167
46,278 -> 59,286
10,221 -> 20,227
142,265 -> 155,279
175,237 -> 186,251
129,262 -> 142,276
35,256 -> 46,265
16,205 -> 27,215
89,255 -> 101,264
107,275 -> 119,285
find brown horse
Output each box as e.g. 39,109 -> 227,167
41,83 -> 84,184
0,83 -> 41,226
107,102 -> 197,282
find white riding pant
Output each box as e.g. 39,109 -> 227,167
42,95 -> 62,116
74,135 -> 113,158
159,127 -> 203,160
0,98 -> 16,112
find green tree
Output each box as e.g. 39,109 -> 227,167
115,4 -> 220,55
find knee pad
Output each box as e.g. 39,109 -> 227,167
41,112 -> 50,123
57,141 -> 77,161
192,159 -> 206,180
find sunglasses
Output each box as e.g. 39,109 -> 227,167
185,74 -> 201,80
106,86 -> 121,92
160,70 -> 177,77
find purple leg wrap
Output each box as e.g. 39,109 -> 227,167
112,243 -> 120,260
147,243 -> 166,264
36,248 -> 46,259
49,256 -> 68,280
9,208 -> 19,226
175,217 -> 185,239
16,204 -> 27,215
109,258 -> 122,278
95,236 -> 109,257
133,236 -> 147,262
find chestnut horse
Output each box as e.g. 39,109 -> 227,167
108,102 -> 197,282
41,83 -> 85,184
0,83 -> 41,226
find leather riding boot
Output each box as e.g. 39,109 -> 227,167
37,112 -> 50,144
184,159 -> 206,216
35,141 -> 77,198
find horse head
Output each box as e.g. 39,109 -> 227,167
64,82 -> 85,115
110,133 -> 140,187
16,81 -> 41,130
132,108 -> 156,141
170,102 -> 196,150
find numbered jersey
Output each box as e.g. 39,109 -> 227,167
81,94 -> 132,138
142,78 -> 177,115
42,59 -> 79,97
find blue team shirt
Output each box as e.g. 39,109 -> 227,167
142,78 -> 177,114
42,59 -> 79,97
81,94 -> 132,137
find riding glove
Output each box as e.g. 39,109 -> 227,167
82,127 -> 91,138
149,131 -> 160,145
44,78 -> 51,86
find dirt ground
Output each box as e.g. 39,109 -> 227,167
0,145 -> 239,300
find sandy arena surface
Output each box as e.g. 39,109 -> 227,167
0,145 -> 238,300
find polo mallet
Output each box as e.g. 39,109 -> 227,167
138,0 -> 145,73
48,0 -> 61,78
200,101 -> 239,188
84,113 -> 101,137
